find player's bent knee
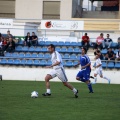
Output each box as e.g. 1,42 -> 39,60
45,74 -> 52,81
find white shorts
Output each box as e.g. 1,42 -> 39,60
94,69 -> 103,76
47,67 -> 68,82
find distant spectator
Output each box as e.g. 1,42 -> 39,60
94,33 -> 104,50
81,33 -> 90,50
117,37 -> 120,49
116,47 -> 120,61
7,30 -> 13,38
2,37 -> 7,51
31,32 -> 38,46
24,32 -> 32,47
103,34 -> 113,49
105,48 -> 115,61
94,48 -> 104,60
5,37 -> 15,52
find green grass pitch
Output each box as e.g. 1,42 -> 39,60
0,80 -> 120,120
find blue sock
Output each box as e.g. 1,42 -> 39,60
87,83 -> 93,92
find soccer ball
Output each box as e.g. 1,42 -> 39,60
31,91 -> 38,98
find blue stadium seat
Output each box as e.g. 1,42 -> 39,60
22,46 -> 29,52
46,60 -> 52,66
0,59 -> 7,65
45,41 -> 51,46
73,61 -> 78,66
70,42 -> 78,46
65,61 -> 73,67
39,41 -> 45,46
13,59 -> 21,65
67,47 -> 73,53
44,53 -> 51,59
5,52 -> 11,57
7,59 -> 14,65
115,62 -> 120,69
39,60 -> 46,66
20,59 -> 26,65
74,48 -> 81,53
26,60 -> 33,66
33,60 -> 40,66
35,47 -> 41,52
31,53 -> 38,58
102,62 -> 107,68
107,62 -> 114,69
41,47 -> 48,52
101,49 -> 107,54
76,56 -> 80,60
62,61 -> 66,66
61,47 -> 67,53
25,53 -> 31,58
38,53 -> 44,58
77,42 -> 82,47
56,47 -> 61,52
70,54 -> 76,59
64,41 -> 71,46
11,53 -> 18,58
18,53 -> 25,58
29,47 -> 35,52
51,41 -> 58,45
58,41 -> 64,46
111,43 -> 117,48
16,46 -> 22,52
18,40 -> 23,45
62,54 -> 69,59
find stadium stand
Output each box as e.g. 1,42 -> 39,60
0,36 -> 120,69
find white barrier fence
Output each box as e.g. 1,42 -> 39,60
0,66 -> 119,84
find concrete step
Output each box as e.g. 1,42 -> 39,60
82,11 -> 118,19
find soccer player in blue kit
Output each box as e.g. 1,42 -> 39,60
75,47 -> 94,93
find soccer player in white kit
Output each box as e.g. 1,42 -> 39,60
42,44 -> 78,98
92,55 -> 111,84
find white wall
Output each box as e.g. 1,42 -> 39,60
15,0 -> 72,20
15,0 -> 42,19
60,0 -> 72,20
0,66 -> 120,84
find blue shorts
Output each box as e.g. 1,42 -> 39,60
76,70 -> 90,82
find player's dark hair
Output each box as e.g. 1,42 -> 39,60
82,47 -> 87,54
85,33 -> 87,35
49,44 -> 55,50
100,33 -> 103,36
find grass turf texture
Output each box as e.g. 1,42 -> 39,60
0,81 -> 120,120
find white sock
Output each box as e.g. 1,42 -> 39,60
72,88 -> 77,94
103,76 -> 109,81
94,77 -> 97,83
47,89 -> 51,94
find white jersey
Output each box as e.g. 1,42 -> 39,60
48,51 -> 67,82
95,58 -> 102,70
51,51 -> 63,69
